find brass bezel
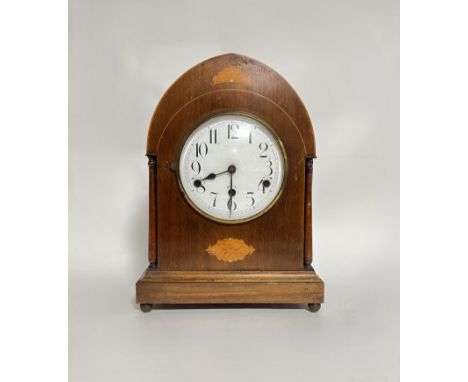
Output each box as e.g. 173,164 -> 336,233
176,112 -> 289,225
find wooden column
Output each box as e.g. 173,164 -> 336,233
147,155 -> 157,269
304,156 -> 313,265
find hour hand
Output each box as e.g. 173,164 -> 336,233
202,172 -> 220,180
193,171 -> 224,188
196,165 -> 236,182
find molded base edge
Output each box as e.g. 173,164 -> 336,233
136,269 -> 325,305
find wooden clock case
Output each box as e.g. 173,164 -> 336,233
136,54 -> 324,312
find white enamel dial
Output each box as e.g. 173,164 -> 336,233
178,114 -> 286,223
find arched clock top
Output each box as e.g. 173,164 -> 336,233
146,53 -> 316,157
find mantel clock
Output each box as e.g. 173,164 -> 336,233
136,54 -> 324,312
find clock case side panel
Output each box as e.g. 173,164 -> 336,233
304,155 -> 314,266
147,155 -> 157,268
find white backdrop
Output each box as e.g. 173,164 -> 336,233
69,0 -> 399,381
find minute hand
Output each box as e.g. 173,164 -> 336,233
227,165 -> 237,216
227,172 -> 233,216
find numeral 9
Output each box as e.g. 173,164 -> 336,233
191,160 -> 201,175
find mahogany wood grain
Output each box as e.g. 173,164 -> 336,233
156,91 -> 306,271
136,270 -> 324,304
146,53 -> 316,157
304,156 -> 313,265
140,270 -> 322,283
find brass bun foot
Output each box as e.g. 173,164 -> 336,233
308,303 -> 321,312
140,304 -> 153,313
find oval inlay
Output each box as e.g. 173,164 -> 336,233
206,238 -> 255,263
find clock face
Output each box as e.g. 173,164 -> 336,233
178,114 -> 286,223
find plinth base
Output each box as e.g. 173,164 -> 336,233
136,268 -> 324,308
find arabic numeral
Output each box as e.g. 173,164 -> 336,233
259,142 -> 268,158
246,192 -> 255,207
266,160 -> 273,176
227,123 -> 239,139
191,160 -> 201,175
210,192 -> 218,207
227,199 -> 238,210
195,142 -> 208,157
